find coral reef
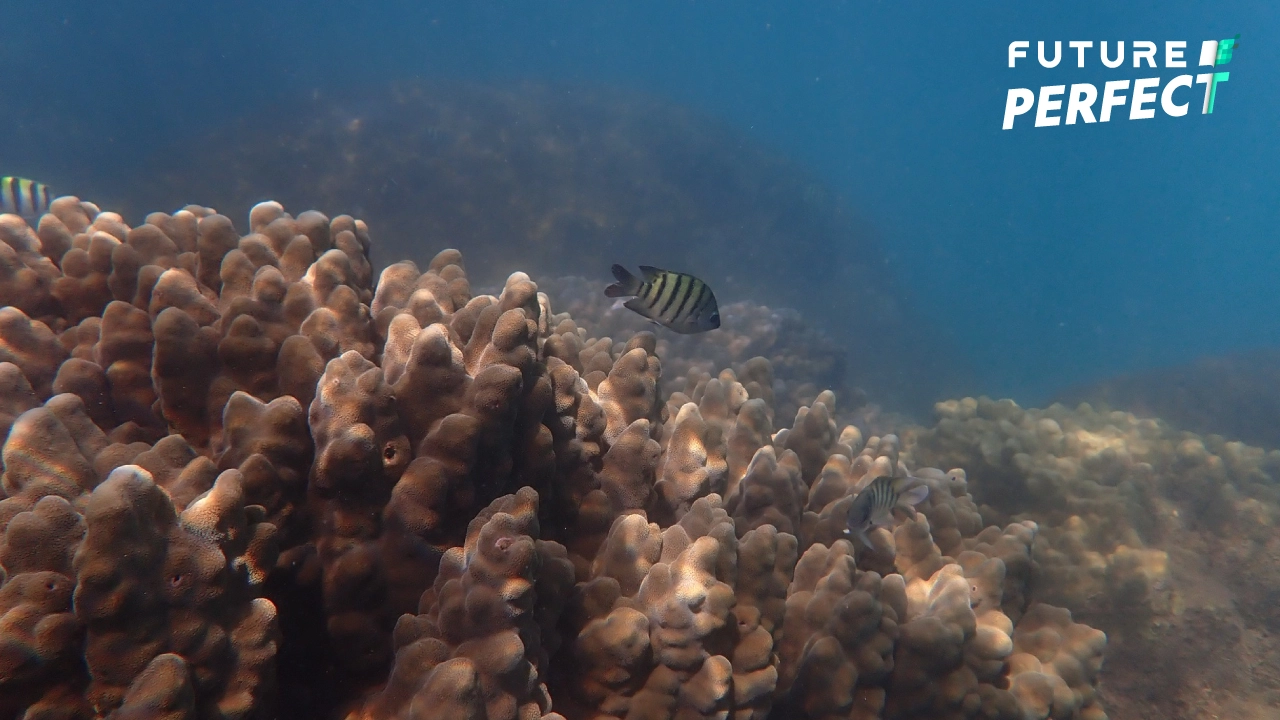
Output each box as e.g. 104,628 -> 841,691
0,199 -> 1103,720
907,396 -> 1280,719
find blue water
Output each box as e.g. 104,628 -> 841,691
3,0 -> 1277,406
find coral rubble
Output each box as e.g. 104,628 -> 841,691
0,199 -> 1104,720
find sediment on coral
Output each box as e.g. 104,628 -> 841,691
0,199 -> 1106,720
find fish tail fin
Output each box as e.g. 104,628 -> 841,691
605,264 -> 641,297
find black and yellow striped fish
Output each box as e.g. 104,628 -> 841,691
844,475 -> 931,548
605,264 -> 720,334
0,177 -> 53,219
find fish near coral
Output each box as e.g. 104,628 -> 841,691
604,264 -> 720,334
845,475 -> 930,547
0,176 -> 52,219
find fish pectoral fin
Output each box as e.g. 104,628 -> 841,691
898,483 -> 931,507
855,529 -> 875,548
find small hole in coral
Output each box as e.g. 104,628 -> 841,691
383,445 -> 397,461
170,574 -> 184,587
495,537 -> 513,551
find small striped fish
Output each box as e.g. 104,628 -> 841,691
605,264 -> 720,334
844,475 -> 931,547
0,177 -> 53,219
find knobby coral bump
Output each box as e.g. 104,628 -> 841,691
0,199 -> 1107,720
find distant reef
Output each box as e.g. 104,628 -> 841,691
1055,348 -> 1280,449
111,80 -> 969,413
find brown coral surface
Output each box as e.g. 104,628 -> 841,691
0,198 -> 1113,720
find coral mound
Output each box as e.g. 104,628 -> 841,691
907,396 -> 1280,719
0,200 -> 1104,720
1056,347 -> 1280,451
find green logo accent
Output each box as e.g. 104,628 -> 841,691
1216,34 -> 1240,65
1208,71 -> 1230,113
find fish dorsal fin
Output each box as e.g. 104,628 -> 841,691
638,265 -> 667,281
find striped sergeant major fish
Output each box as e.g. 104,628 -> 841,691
605,264 -> 720,334
0,177 -> 53,219
844,475 -> 931,548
